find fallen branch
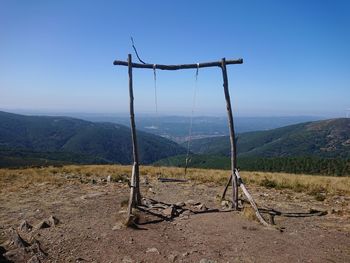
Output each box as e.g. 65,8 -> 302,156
259,208 -> 328,218
158,178 -> 188,183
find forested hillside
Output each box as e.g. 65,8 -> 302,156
0,111 -> 186,167
188,119 -> 350,158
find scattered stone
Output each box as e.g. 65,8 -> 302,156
221,200 -> 230,208
27,255 -> 41,263
182,210 -> 193,216
146,247 -> 160,254
182,252 -> 189,257
122,256 -> 134,263
3,229 -> 46,263
18,220 -> 32,232
3,248 -> 27,262
199,259 -> 217,263
168,254 -> 178,262
148,187 -> 156,194
162,206 -> 175,217
75,257 -> 87,262
7,227 -> 29,248
175,202 -> 185,207
80,192 -> 107,200
47,215 -> 59,227
112,222 -> 124,230
179,210 -> 193,220
185,200 -> 200,206
195,203 -> 207,211
34,221 -> 50,230
34,215 -> 59,230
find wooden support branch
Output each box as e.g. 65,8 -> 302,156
113,58 -> 243,70
221,174 -> 232,200
127,163 -> 136,220
158,178 -> 188,183
235,170 -> 269,226
221,58 -> 238,210
126,54 -> 142,223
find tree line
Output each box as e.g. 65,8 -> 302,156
238,157 -> 350,176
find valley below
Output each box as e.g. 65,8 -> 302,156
1,165 -> 349,262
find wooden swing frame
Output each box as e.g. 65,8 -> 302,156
113,54 -> 268,226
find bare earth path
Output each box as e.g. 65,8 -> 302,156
1,171 -> 350,262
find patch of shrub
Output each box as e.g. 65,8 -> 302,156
260,177 -> 277,188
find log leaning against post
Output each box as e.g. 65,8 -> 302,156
235,170 -> 269,226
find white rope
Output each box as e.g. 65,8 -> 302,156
185,63 -> 199,175
153,64 -> 159,129
153,64 -> 162,176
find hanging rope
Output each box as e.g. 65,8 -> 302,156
184,63 -> 199,175
153,64 -> 162,176
153,64 -> 159,127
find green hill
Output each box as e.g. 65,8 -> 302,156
187,118 -> 350,158
0,111 -> 186,167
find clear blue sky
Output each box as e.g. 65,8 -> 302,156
1,0 -> 349,117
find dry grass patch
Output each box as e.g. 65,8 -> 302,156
1,165 -> 349,197
0,167 -> 65,193
241,171 -> 350,196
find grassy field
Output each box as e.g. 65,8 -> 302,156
1,165 -> 349,199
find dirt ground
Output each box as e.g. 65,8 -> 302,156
1,173 -> 350,263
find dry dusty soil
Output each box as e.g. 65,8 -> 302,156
1,172 -> 350,262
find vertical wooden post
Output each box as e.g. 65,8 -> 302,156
127,54 -> 141,221
221,58 -> 238,210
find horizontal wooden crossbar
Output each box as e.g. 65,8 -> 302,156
113,58 -> 243,70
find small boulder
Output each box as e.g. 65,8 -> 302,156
7,227 -> 29,248
168,254 -> 178,262
175,202 -> 185,207
27,255 -> 41,263
18,220 -> 32,232
122,256 -> 134,263
162,206 -> 175,217
112,222 -> 124,230
146,247 -> 160,254
221,200 -> 230,208
47,215 -> 59,227
194,204 -> 207,211
199,259 -> 217,263
185,200 -> 200,206
34,221 -> 50,230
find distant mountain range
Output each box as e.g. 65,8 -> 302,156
187,118 -> 350,158
1,111 -> 349,174
6,111 -> 324,143
76,114 -> 325,143
156,119 -> 350,175
0,111 -> 186,167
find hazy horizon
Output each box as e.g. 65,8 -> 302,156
0,107 -> 345,120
